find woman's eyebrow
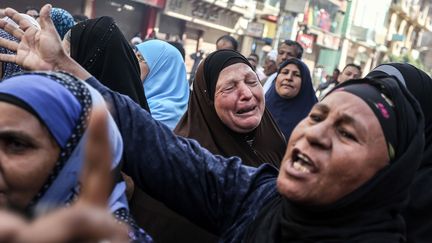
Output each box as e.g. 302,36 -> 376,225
313,103 -> 330,114
338,113 -> 367,136
0,130 -> 37,144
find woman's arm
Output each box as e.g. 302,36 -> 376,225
86,76 -> 279,234
0,5 -> 278,236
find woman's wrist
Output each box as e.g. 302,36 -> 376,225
54,56 -> 92,81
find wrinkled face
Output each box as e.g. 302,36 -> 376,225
214,63 -> 265,133
277,44 -> 298,66
216,39 -> 235,51
263,58 -> 277,76
275,64 -> 302,99
338,66 -> 361,83
277,92 -> 389,205
0,102 -> 60,210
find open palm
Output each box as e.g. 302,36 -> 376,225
0,4 -> 68,71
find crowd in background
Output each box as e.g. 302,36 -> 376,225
0,4 -> 431,243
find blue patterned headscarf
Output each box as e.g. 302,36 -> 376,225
0,72 -> 126,214
136,40 -> 189,129
50,8 -> 75,39
0,29 -> 22,79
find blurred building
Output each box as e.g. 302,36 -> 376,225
300,0 -> 347,82
1,0 -> 164,40
341,0 -> 431,74
386,0 -> 430,57
157,0 -> 254,73
244,0 -> 280,66
338,0 -> 393,74
275,0 -> 432,82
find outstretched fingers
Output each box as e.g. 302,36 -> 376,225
38,4 -> 57,34
0,36 -> 18,52
38,4 -> 63,43
0,19 -> 24,40
4,7 -> 35,32
0,53 -> 16,64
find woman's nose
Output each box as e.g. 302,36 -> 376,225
304,122 -> 332,150
238,82 -> 253,100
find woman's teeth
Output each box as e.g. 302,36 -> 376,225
293,160 -> 311,173
292,153 -> 313,173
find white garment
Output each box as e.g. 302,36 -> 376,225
256,67 -> 267,81
262,72 -> 277,94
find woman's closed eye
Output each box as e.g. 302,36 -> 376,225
337,128 -> 358,142
0,133 -> 37,154
309,113 -> 323,123
245,80 -> 259,86
3,138 -> 34,154
223,85 -> 235,92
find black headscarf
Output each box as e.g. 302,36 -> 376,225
244,76 -> 424,242
203,49 -> 254,100
175,49 -> 287,167
367,63 -> 432,242
265,58 -> 318,140
70,16 -> 149,111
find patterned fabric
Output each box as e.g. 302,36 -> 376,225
70,16 -> 150,111
333,83 -> 397,159
0,29 -> 22,79
0,72 -> 152,242
26,72 -> 92,207
51,8 -> 75,39
114,208 -> 154,242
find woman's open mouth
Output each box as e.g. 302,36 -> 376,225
236,106 -> 257,115
290,148 -> 318,174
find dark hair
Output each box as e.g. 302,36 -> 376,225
279,40 -> 303,59
25,6 -> 39,13
73,14 -> 89,23
248,53 -> 259,62
334,68 -> 340,74
216,35 -> 238,51
168,41 -> 185,61
343,63 -> 362,73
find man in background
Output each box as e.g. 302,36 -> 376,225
247,53 -> 266,81
262,40 -> 303,93
316,63 -> 361,99
216,35 -> 238,51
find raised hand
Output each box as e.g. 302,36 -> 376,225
0,4 -> 65,71
0,4 -> 91,80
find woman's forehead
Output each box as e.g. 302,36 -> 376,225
320,92 -> 378,122
222,63 -> 254,76
217,64 -> 256,83
281,63 -> 300,70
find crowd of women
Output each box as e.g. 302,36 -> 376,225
0,4 -> 431,243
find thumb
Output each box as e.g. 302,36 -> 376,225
80,106 -> 113,206
39,4 -> 61,39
